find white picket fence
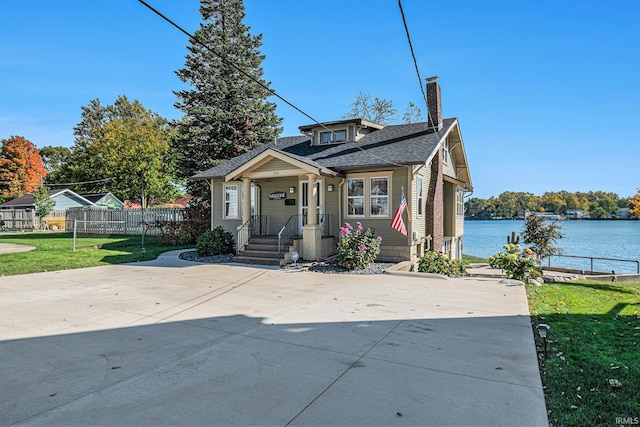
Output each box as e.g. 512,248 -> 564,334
65,207 -> 186,235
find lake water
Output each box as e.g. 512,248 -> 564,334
464,220 -> 640,274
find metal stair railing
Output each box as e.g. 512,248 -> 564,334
237,215 -> 268,254
277,215 -> 300,253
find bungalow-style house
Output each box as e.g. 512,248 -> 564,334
191,77 -> 473,265
0,189 -> 123,211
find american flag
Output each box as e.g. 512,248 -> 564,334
391,190 -> 407,235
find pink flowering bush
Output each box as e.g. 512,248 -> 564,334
336,222 -> 382,270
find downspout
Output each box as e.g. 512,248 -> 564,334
407,166 -> 415,264
406,165 -> 413,228
338,178 -> 345,231
209,179 -> 215,230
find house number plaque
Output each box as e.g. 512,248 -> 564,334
269,192 -> 287,200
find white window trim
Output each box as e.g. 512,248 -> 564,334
346,177 -> 365,218
223,183 -> 240,220
345,171 -> 393,219
417,177 -> 423,217
319,129 -> 347,144
369,176 -> 390,217
456,189 -> 465,217
443,139 -> 449,164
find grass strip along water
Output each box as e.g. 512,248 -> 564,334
0,232 -> 191,277
527,280 -> 640,426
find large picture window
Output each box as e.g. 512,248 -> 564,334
370,177 -> 389,216
224,184 -> 239,219
347,178 -> 364,216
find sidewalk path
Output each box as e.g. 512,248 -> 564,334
0,251 -> 548,426
0,242 -> 36,254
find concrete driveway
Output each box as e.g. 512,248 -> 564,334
0,251 -> 548,426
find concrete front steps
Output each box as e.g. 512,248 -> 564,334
233,236 -> 294,266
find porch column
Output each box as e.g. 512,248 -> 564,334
303,173 -> 321,260
242,178 -> 251,224
307,173 -> 317,225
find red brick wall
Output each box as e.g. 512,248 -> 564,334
426,147 -> 444,251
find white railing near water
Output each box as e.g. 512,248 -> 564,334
546,254 -> 640,274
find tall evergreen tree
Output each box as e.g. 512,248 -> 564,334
174,0 -> 282,196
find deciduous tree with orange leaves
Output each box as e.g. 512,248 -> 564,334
629,189 -> 640,216
0,136 -> 48,198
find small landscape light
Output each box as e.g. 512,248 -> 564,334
537,323 -> 549,338
291,251 -> 300,267
537,323 -> 550,359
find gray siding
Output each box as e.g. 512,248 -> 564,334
258,179 -> 299,234
54,193 -> 91,210
212,180 -> 241,236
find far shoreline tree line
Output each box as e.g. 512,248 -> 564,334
465,190 -> 640,220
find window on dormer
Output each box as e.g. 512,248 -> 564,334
320,129 -> 346,144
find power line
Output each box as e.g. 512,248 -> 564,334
398,0 -> 442,133
137,0 -> 337,135
44,177 -> 114,187
138,0 -> 406,168
0,177 -> 113,187
398,0 -> 427,113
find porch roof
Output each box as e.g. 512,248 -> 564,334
191,118 -> 458,181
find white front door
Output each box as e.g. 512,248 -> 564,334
300,180 -> 322,232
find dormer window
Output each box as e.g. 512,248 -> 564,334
320,129 -> 346,144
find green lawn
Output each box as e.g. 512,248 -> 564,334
462,254 -> 488,265
0,232 -> 192,276
527,280 -> 640,426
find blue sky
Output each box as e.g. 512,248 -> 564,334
1,0 -> 638,199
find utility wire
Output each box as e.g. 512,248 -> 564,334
398,0 -> 440,134
138,0 -> 337,135
44,177 -> 114,187
398,0 -> 427,112
138,0 -> 406,168
0,177 -> 113,187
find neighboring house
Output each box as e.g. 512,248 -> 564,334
616,208 -> 630,219
0,189 -> 100,211
191,77 -> 473,265
566,209 -> 588,220
81,193 -> 124,209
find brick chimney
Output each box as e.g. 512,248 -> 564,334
426,76 -> 443,131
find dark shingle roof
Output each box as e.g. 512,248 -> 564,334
191,118 -> 457,180
0,189 -> 66,208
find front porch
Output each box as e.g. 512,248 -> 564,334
234,214 -> 337,266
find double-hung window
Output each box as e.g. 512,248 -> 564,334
224,184 -> 239,219
370,177 -> 389,216
347,178 -> 364,216
346,172 -> 392,218
456,190 -> 465,217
